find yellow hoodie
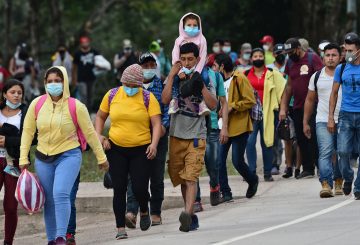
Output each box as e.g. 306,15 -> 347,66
20,66 -> 107,166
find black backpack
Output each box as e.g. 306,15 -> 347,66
314,63 -> 346,92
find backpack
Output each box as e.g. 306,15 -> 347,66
108,86 -> 150,110
35,95 -> 87,151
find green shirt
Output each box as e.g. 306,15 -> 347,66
208,69 -> 226,129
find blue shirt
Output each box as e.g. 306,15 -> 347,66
207,68 -> 226,129
334,63 -> 360,112
144,76 -> 170,128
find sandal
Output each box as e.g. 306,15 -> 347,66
151,215 -> 162,226
125,212 -> 137,229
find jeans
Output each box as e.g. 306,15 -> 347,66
219,132 -> 258,197
337,111 -> 360,192
77,81 -> 95,110
293,108 -> 318,172
246,119 -> 273,176
67,173 -> 80,235
35,148 -> 82,241
196,129 -> 220,201
316,123 -> 342,188
127,134 -> 168,216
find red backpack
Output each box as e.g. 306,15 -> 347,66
34,95 -> 87,151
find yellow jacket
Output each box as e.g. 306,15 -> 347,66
262,68 -> 286,147
227,70 -> 256,137
20,66 -> 107,165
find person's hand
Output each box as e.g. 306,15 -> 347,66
228,106 -> 233,114
102,138 -> 111,151
19,163 -> 29,171
98,161 -> 109,171
327,118 -> 336,134
146,143 -> 157,160
303,123 -> 311,139
220,128 -> 229,145
279,108 -> 287,121
169,61 -> 182,77
178,72 -> 186,80
0,136 -> 5,147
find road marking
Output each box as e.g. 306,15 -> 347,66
214,199 -> 354,245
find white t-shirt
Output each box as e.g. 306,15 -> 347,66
308,67 -> 342,123
218,77 -> 233,129
0,110 -> 21,159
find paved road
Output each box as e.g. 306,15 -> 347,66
11,175 -> 360,245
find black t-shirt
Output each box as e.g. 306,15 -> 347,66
116,52 -> 137,75
73,48 -> 99,82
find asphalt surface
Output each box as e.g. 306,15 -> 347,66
10,175 -> 360,245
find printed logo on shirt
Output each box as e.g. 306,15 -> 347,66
300,65 -> 309,75
80,53 -> 95,66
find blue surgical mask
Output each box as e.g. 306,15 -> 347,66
6,100 -> 21,109
182,66 -> 195,75
143,69 -> 156,80
184,26 -> 200,37
46,83 -> 63,96
124,86 -> 139,96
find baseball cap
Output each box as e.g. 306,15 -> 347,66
123,39 -> 132,48
241,43 -> 252,52
273,44 -> 285,54
79,36 -> 90,44
139,52 -> 156,65
318,40 -> 330,51
149,41 -> 161,53
284,38 -> 301,52
344,32 -> 360,44
260,35 -> 274,44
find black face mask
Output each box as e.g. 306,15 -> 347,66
289,52 -> 300,62
253,59 -> 265,68
275,54 -> 286,65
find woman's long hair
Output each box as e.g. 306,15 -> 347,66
0,79 -> 25,106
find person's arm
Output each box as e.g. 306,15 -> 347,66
113,53 -> 127,69
19,100 -> 37,167
147,114 -> 161,159
160,102 -> 169,135
72,63 -> 78,86
162,61 -> 182,104
202,85 -> 217,110
279,76 -> 292,120
328,82 -> 340,134
76,102 -> 108,166
303,90 -> 316,139
219,96 -> 228,144
8,58 -> 15,75
229,75 -> 256,112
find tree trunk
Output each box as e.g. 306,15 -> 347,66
48,0 -> 64,46
29,0 -> 40,59
3,0 -> 12,65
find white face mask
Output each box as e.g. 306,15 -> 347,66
213,46 -> 221,54
222,46 -> 231,54
263,44 -> 270,51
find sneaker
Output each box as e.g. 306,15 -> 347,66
115,230 -> 128,240
294,169 -> 301,178
220,193 -> 234,203
320,181 -> 334,198
296,171 -> 315,179
189,214 -> 199,231
65,233 -> 76,245
271,166 -> 280,175
193,201 -> 203,213
282,167 -> 293,178
168,98 -> 179,114
246,175 -> 259,198
140,213 -> 152,231
55,237 -> 66,245
3,165 -> 21,177
354,192 -> 360,200
47,241 -> 56,245
125,212 -> 137,229
179,211 -> 192,232
334,179 -> 344,195
264,175 -> 274,182
343,182 -> 352,195
198,101 -> 210,116
210,185 -> 221,206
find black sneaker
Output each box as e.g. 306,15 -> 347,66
354,192 -> 360,200
179,211 -> 192,232
264,175 -> 274,182
282,167 -> 293,178
296,171 -> 315,179
343,182 -> 352,195
246,175 -> 259,198
294,169 -> 300,178
210,189 -> 221,206
220,192 -> 234,203
140,213 -> 152,231
189,214 -> 199,231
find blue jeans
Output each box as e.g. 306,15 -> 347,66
219,132 -> 258,197
337,111 -> 360,192
35,148 -> 82,241
246,120 -> 273,176
127,134 -> 168,216
196,129 -> 220,201
316,123 -> 342,188
67,173 -> 80,235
